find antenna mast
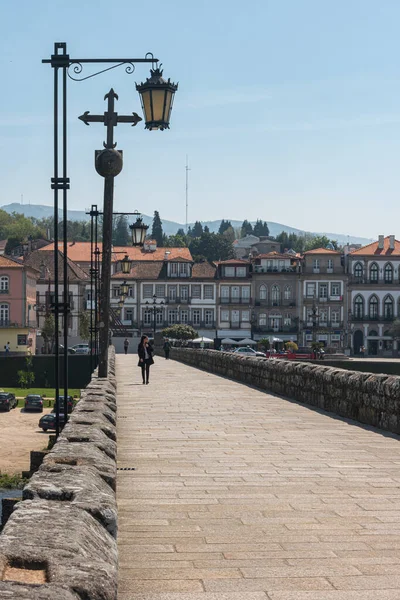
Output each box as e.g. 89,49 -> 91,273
185,155 -> 190,233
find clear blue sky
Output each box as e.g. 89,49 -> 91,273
0,0 -> 399,239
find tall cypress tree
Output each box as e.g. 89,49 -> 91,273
219,219 -> 232,234
151,211 -> 164,246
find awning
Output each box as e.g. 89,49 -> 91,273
238,338 -> 257,345
221,338 -> 237,344
192,336 -> 214,343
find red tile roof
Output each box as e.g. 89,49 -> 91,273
39,242 -> 193,263
214,259 -> 250,265
303,248 -> 341,255
192,262 -> 217,279
255,252 -> 297,259
112,262 -> 164,280
350,236 -> 400,256
0,255 -> 24,268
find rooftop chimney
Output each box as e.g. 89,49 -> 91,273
378,235 -> 384,249
389,235 -> 395,250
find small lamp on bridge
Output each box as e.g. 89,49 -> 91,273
136,66 -> 178,131
129,213 -> 148,247
120,255 -> 131,275
121,280 -> 129,296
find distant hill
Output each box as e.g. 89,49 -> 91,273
0,203 -> 371,246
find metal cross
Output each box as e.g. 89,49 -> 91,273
78,88 -> 142,149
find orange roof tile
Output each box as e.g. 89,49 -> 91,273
39,242 -> 193,263
303,247 -> 341,255
350,236 -> 400,256
254,252 -> 297,259
214,258 -> 250,265
0,255 -> 24,268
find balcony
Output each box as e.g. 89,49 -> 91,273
0,289 -> 9,294
199,321 -> 216,329
304,295 -> 343,303
219,297 -> 252,305
165,296 -> 192,305
349,313 -> 395,322
254,299 -> 296,308
254,325 -> 298,334
253,266 -> 297,274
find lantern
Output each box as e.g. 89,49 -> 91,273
121,255 -> 131,274
121,280 -> 129,296
129,215 -> 148,247
136,66 -> 178,131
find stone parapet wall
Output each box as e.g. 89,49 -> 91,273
0,348 -> 118,600
171,348 -> 400,435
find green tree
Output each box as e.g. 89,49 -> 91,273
17,355 -> 35,388
389,319 -> 400,340
241,219 -> 253,237
192,221 -> 204,237
41,314 -> 56,354
285,341 -> 298,352
177,228 -> 186,237
304,235 -> 338,252
253,219 -> 269,237
258,338 -> 270,350
161,324 -> 197,340
203,225 -> 210,233
218,219 -> 232,235
223,225 -> 236,243
113,215 -> 130,245
189,232 -> 235,262
151,211 -> 164,246
79,311 -> 91,342
165,234 -> 188,248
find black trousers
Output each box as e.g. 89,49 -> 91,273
141,363 -> 150,382
124,347 -> 128,354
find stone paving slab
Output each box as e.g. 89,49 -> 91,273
116,355 -> 400,598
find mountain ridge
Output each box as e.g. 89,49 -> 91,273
0,203 -> 371,246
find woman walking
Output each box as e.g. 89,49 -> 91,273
137,335 -> 154,384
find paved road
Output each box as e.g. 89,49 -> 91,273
116,355 -> 400,600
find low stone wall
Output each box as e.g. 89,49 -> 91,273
171,348 -> 400,435
0,348 -> 118,600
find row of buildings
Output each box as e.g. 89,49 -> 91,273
1,235 -> 400,356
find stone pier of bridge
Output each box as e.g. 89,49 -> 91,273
116,354 -> 400,600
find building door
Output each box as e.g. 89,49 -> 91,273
368,330 -> 378,355
353,330 -> 363,355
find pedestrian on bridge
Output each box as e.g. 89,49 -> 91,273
124,338 -> 130,354
138,335 -> 154,384
163,338 -> 171,359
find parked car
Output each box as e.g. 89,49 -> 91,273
0,392 -> 17,411
233,347 -> 267,358
53,395 -> 74,414
58,345 -> 76,354
39,412 -> 66,431
24,394 -> 44,412
72,344 -> 90,355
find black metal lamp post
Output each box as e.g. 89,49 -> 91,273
121,255 -> 132,275
136,67 -> 178,130
145,294 -> 164,341
43,43 -> 176,432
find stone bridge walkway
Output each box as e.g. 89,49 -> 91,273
116,355 -> 400,600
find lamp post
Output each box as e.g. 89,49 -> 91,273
42,43 -> 176,431
145,294 -> 164,341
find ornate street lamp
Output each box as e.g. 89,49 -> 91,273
136,67 -> 178,130
129,213 -> 148,246
121,255 -> 131,275
121,280 -> 129,296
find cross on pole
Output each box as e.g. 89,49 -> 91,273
78,88 -> 142,149
78,88 -> 142,378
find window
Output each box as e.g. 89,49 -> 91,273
284,285 -> 291,300
143,285 -> 153,299
156,310 -> 164,325
224,266 -> 235,277
170,262 -> 178,276
369,263 -> 379,282
259,285 -> 267,300
179,263 -> 189,276
271,285 -> 280,305
0,276 -> 9,292
204,285 -> 214,299
168,286 -> 177,301
191,285 -> 201,299
180,286 -> 189,300
331,283 -> 340,296
384,296 -> 394,319
236,267 -> 246,277
192,309 -> 201,325
354,295 -> 364,319
354,262 -> 363,279
128,286 -> 134,298
231,286 -> 240,299
17,334 -> 27,345
168,310 -> 178,324
181,310 -> 188,324
319,309 -> 327,323
112,286 -> 120,298
220,309 -> 229,322
241,310 -> 250,322
221,286 -> 230,302
369,295 -> 379,319
313,259 -> 320,269
231,310 -> 240,323
284,314 -> 291,326
205,309 -> 214,325
306,283 -> 315,297
319,284 -> 328,298
331,310 -> 340,324
259,313 -> 267,326
384,263 -> 393,283
155,284 -> 165,298
327,259 -> 333,270
143,310 -> 152,325
0,304 -> 10,324
269,314 -> 281,330
241,286 -> 250,300
125,308 -> 133,322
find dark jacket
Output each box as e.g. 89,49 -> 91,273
138,343 -> 154,366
